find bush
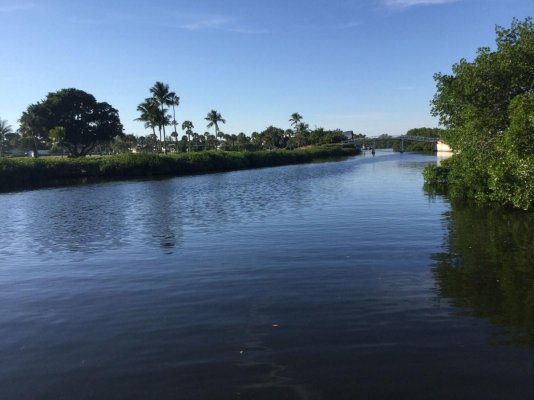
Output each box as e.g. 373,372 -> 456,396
0,145 -> 359,191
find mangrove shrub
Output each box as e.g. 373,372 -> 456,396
427,18 -> 534,209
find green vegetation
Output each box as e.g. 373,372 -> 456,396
0,118 -> 13,157
425,18 -> 534,210
18,89 -> 123,157
0,145 -> 359,191
205,110 -> 226,150
6,81 -> 356,158
149,81 -> 176,154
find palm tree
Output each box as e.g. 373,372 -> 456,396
295,122 -> 309,148
156,109 -> 172,152
135,98 -> 159,141
182,120 -> 194,152
170,94 -> 180,140
0,118 -> 13,157
191,132 -> 201,151
289,113 -> 303,134
148,133 -> 158,151
205,110 -> 226,150
150,82 -> 175,153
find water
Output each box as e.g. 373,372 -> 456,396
0,151 -> 533,399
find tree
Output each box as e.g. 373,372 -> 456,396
136,98 -> 159,139
170,94 -> 180,140
236,132 -> 251,151
295,122 -> 309,147
182,120 -> 194,152
205,110 -> 226,150
150,82 -> 175,154
308,128 -> 347,146
4,132 -> 22,154
0,118 -> 12,157
260,126 -> 285,150
289,113 -> 303,133
19,88 -> 123,157
18,103 -> 50,157
429,18 -> 534,208
111,134 -> 137,154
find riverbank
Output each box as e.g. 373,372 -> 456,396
0,145 -> 359,192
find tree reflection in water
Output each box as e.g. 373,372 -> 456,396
432,202 -> 534,346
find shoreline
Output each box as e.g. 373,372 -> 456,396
0,145 -> 360,193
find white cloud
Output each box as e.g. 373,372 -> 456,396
179,16 -> 233,31
319,112 -> 387,121
339,21 -> 362,29
106,11 -> 269,34
175,14 -> 269,34
384,0 -> 458,9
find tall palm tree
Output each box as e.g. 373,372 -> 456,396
289,113 -> 303,134
157,109 -> 172,152
170,94 -> 180,140
182,120 -> 194,152
169,131 -> 178,151
150,82 -> 175,153
0,118 -> 13,157
205,110 -> 226,150
136,98 -> 158,130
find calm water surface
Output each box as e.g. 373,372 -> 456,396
1,151 -> 533,399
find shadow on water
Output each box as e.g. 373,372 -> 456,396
429,198 -> 534,346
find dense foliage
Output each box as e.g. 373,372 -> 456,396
19,89 -> 124,157
426,18 -> 534,209
0,145 -> 359,191
0,118 -> 13,157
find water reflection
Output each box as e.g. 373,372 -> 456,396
20,185 -> 128,255
0,160 -> 353,260
432,202 -> 534,346
139,180 -> 184,252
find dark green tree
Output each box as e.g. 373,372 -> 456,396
0,117 -> 12,157
235,132 -> 251,151
150,82 -> 175,154
170,94 -> 180,140
429,18 -> 534,208
182,120 -> 194,152
295,122 -> 309,147
260,126 -> 286,149
136,98 -> 159,141
18,103 -> 51,156
205,110 -> 226,150
289,112 -> 303,134
19,88 -> 123,157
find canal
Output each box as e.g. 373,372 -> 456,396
1,151 -> 533,399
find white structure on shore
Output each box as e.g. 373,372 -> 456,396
436,140 -> 452,153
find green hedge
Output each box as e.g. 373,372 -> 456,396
0,146 -> 359,191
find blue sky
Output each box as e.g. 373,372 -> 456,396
1,0 -> 532,137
